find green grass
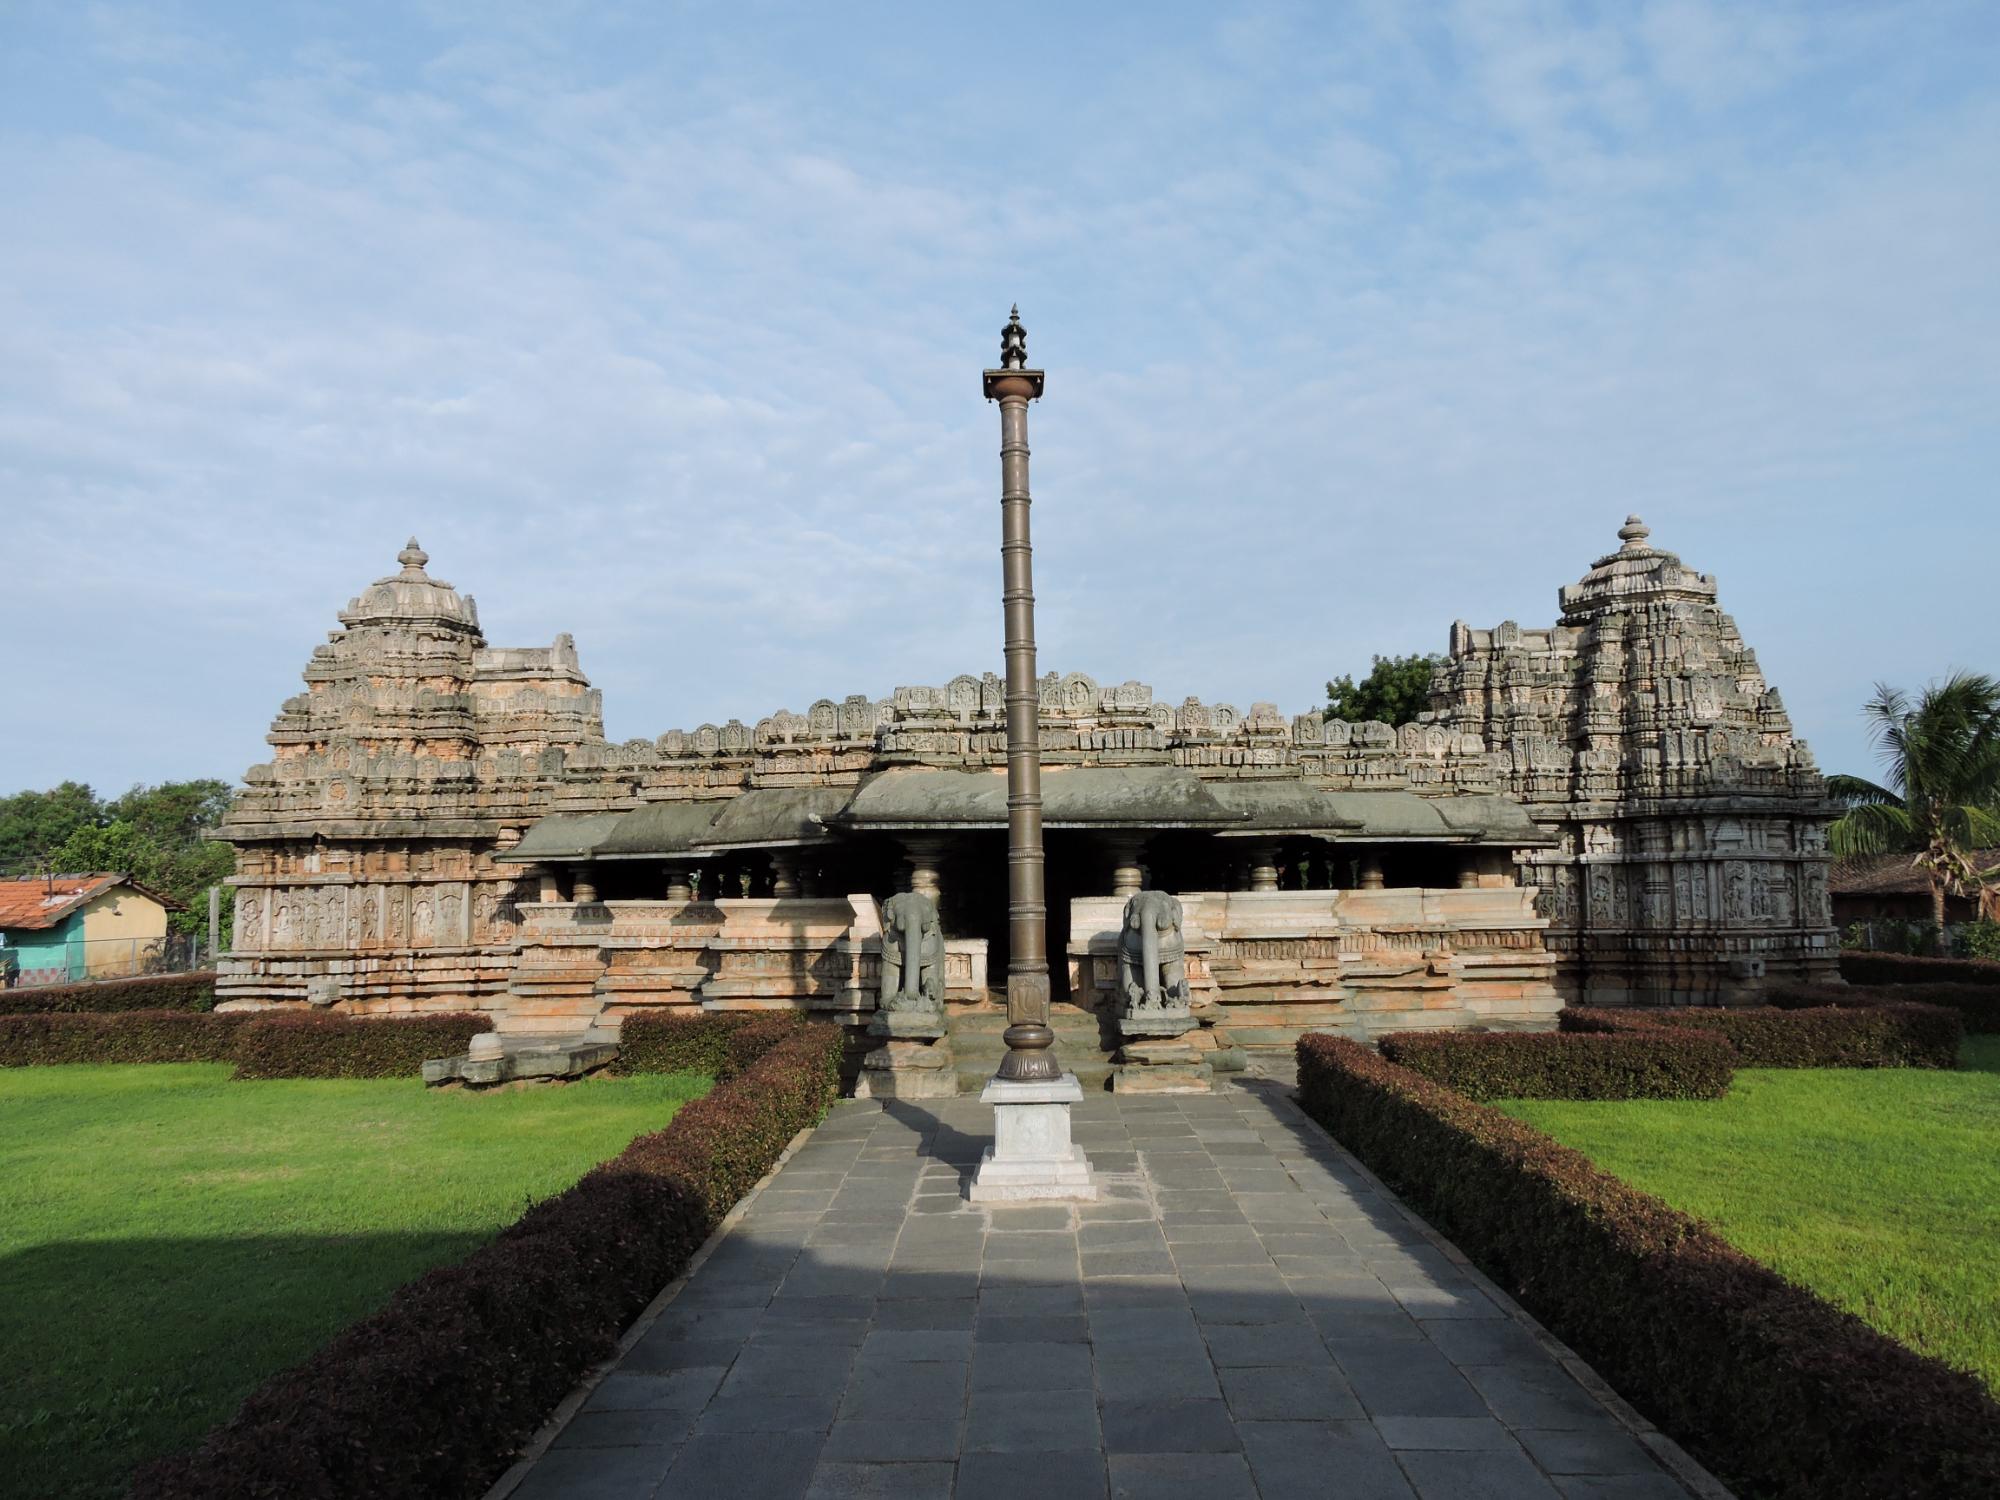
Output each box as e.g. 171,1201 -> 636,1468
1499,1037 -> 2000,1395
0,1063 -> 709,1500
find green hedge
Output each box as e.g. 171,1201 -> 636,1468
0,971 -> 216,1016
1782,976 -> 2000,1034
0,1006 -> 492,1078
615,1009 -> 805,1079
1294,1033 -> 2000,1500
1840,950 -> 2000,989
1564,1002 -> 1964,1069
230,1012 -> 493,1080
0,1010 -> 251,1066
1377,1028 -> 1734,1101
131,1020 -> 845,1500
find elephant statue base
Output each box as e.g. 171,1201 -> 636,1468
1111,890 -> 1209,1093
858,890 -> 956,1099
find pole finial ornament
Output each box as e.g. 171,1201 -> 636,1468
1000,305 -> 1027,370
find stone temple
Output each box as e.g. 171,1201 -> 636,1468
215,520 -> 1836,1089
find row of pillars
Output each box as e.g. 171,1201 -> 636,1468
535,841 -> 1511,908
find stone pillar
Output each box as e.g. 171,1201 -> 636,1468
771,852 -> 799,899
1458,856 -> 1481,889
1358,852 -> 1386,891
902,838 -> 946,905
1105,835 -> 1145,899
972,305 -> 1093,1203
570,867 -> 597,904
535,866 -> 563,903
1249,843 -> 1281,893
664,866 -> 693,903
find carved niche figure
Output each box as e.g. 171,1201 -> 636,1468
414,899 -> 435,945
1118,890 -> 1190,1016
236,894 -> 261,951
879,890 -> 945,1013
362,894 -> 381,946
440,891 -> 462,945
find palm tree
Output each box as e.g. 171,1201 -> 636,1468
1828,672 -> 2000,939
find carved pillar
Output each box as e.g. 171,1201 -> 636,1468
664,865 -> 693,903
902,838 -> 946,906
1458,856 -> 1481,889
1248,843 -> 1281,893
570,867 -> 598,904
535,865 -> 562,903
1358,851 -> 1386,891
771,852 -> 799,900
1104,835 -> 1145,899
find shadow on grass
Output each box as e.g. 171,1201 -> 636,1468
0,1231 -> 491,1500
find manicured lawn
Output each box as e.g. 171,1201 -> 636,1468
1500,1037 -> 2000,1395
0,1063 -> 708,1500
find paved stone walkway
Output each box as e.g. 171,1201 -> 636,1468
499,1080 -> 1707,1500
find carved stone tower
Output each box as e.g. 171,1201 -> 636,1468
1431,516 -> 1838,1004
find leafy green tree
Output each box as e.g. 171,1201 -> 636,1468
0,781 -> 102,875
1829,673 -> 2000,937
2,779 -> 238,941
1325,653 -> 1444,726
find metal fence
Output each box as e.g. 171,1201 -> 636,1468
0,933 -> 206,987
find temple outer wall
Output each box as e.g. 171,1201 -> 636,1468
1069,887 -> 1561,1051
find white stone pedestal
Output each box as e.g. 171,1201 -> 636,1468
967,1073 -> 1099,1202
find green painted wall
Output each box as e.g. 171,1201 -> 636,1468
2,915 -> 84,980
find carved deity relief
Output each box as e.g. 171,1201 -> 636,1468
388,890 -> 407,944
299,896 -> 321,949
440,891 -> 462,945
1723,863 -> 1748,921
274,902 -> 293,947
236,894 -> 261,951
414,899 -> 435,944
363,894 -> 381,946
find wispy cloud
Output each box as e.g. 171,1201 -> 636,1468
0,0 -> 1995,789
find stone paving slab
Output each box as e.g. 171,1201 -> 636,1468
496,1079 -> 1724,1500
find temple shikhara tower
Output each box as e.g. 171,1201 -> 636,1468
216,511 -> 1836,1089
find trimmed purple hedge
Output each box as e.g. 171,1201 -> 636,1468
1782,975 -> 2000,1035
129,1017 -> 845,1500
1377,1027 -> 1733,1101
1565,1002 -> 1964,1069
0,1006 -> 494,1078
0,1009 -> 251,1066
1840,950 -> 2000,989
230,1012 -> 492,1080
0,971 -> 216,1016
614,1009 -> 804,1079
1295,1033 -> 2000,1500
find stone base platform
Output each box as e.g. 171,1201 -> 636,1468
422,1034 -> 619,1088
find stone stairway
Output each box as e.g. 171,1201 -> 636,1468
941,1000 -> 1119,1093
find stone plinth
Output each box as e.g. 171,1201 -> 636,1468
855,1005 -> 957,1099
423,1037 -> 619,1088
968,1074 -> 1098,1202
1112,1005 -> 1208,1093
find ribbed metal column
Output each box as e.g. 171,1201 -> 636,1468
983,307 -> 1059,1082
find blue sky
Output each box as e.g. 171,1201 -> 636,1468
2,1 -> 1995,794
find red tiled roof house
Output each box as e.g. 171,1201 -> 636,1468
0,875 -> 181,985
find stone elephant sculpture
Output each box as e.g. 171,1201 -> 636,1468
1118,889 -> 1190,1014
880,890 -> 946,1012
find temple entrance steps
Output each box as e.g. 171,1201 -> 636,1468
941,999 -> 1117,1092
